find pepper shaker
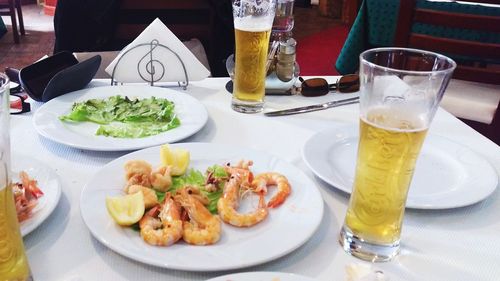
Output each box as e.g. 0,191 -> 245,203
276,38 -> 297,82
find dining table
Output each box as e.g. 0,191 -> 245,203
13,77 -> 500,281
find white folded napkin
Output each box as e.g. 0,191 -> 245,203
105,18 -> 210,83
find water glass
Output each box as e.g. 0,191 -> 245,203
0,73 -> 33,280
231,0 -> 276,113
339,48 -> 456,262
272,0 -> 295,41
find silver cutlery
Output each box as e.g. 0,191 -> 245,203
264,96 -> 359,117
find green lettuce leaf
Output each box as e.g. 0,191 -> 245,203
204,189 -> 223,214
169,169 -> 206,191
207,164 -> 228,178
59,95 -> 181,138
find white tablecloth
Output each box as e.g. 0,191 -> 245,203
14,78 -> 500,281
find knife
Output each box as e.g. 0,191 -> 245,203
264,96 -> 360,117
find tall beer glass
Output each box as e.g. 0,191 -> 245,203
231,0 -> 276,113
0,73 -> 33,280
339,48 -> 456,262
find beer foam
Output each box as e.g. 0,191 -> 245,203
234,16 -> 274,32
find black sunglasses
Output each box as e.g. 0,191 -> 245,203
4,68 -> 31,114
299,74 -> 359,97
10,93 -> 31,114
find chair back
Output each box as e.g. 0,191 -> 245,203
395,0 -> 500,144
112,0 -> 216,69
0,0 -> 24,43
394,0 -> 500,85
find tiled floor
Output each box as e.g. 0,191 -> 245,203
0,4 -> 342,72
0,4 -> 54,70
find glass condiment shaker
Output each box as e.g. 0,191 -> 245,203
276,38 -> 297,82
272,0 -> 295,42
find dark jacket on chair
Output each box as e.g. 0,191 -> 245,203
53,0 -> 234,77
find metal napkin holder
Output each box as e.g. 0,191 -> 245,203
110,39 -> 190,89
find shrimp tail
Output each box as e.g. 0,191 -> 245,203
252,172 -> 291,208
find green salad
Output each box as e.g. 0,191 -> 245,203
59,95 -> 180,138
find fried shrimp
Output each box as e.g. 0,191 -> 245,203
183,186 -> 210,206
252,172 -> 291,208
124,160 -> 152,187
150,165 -> 172,192
224,160 -> 254,188
139,193 -> 183,246
125,184 -> 158,209
14,171 -> 44,222
174,188 -> 221,245
217,174 -> 268,227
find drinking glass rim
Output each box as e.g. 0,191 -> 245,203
360,47 -> 457,75
0,72 -> 9,92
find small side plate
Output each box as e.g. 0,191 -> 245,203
12,154 -> 62,236
302,126 -> 498,209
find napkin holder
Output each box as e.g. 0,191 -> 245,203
110,39 -> 189,89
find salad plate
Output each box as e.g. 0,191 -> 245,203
33,85 -> 208,151
302,126 -> 498,209
80,143 -> 324,271
12,154 -> 62,236
206,271 -> 318,281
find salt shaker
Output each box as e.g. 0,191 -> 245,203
276,38 -> 297,82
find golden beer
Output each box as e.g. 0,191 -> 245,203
234,28 -> 271,103
0,184 -> 31,280
344,108 -> 427,244
233,28 -> 271,108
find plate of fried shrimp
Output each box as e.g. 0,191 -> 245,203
80,142 -> 324,271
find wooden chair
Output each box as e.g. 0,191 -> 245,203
0,0 -> 25,44
341,0 -> 361,28
395,0 -> 500,144
112,0 -> 216,72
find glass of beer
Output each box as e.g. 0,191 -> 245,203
231,0 -> 276,113
339,48 -> 456,262
0,73 -> 33,280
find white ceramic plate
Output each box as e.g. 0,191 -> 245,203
80,143 -> 324,271
12,154 -> 62,236
33,85 -> 208,151
206,271 -> 318,281
302,126 -> 498,209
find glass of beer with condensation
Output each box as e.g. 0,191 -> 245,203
0,73 -> 33,280
231,0 -> 276,113
339,48 -> 456,262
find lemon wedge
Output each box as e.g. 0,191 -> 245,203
106,192 -> 145,226
160,144 -> 190,176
